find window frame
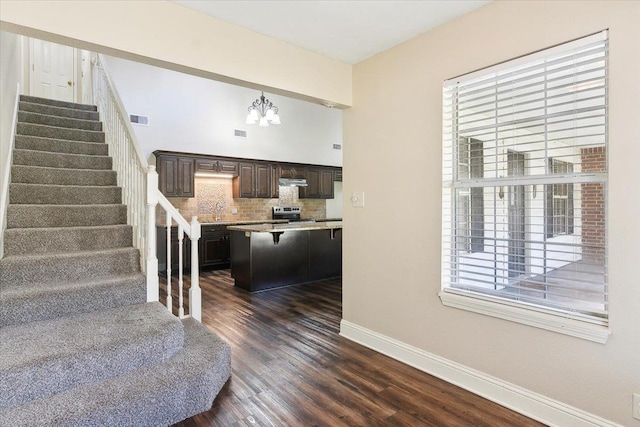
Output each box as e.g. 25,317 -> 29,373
440,31 -> 609,344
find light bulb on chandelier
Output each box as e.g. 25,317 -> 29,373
246,92 -> 281,127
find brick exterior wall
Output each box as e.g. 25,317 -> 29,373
581,146 -> 606,259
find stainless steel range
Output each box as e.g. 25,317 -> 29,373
272,206 -> 301,222
272,206 -> 315,223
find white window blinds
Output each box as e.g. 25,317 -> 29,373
442,31 -> 608,325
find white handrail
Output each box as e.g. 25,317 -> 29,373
92,55 -> 201,320
93,56 -> 148,169
158,193 -> 192,232
0,84 -> 21,260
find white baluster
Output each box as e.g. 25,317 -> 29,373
165,213 -> 172,312
94,56 -> 203,322
178,224 -> 185,318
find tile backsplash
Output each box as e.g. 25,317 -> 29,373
159,177 -> 326,223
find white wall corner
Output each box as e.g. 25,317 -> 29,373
339,319 -> 623,427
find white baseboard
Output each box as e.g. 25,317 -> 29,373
339,320 -> 620,427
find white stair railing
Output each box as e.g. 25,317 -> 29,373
92,54 -> 201,321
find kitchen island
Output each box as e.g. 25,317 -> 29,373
228,221 -> 342,292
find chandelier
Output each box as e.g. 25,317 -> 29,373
246,92 -> 281,127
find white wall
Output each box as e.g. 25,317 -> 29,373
0,31 -> 22,181
0,0 -> 351,107
103,56 -> 343,167
0,31 -> 23,258
343,1 -> 640,425
326,181 -> 344,219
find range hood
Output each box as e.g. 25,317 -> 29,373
279,178 -> 308,187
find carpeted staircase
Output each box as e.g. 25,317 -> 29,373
0,95 -> 231,426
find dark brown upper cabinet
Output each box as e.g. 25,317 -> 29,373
195,158 -> 239,176
154,151 -> 341,200
157,154 -> 195,198
255,163 -> 273,198
299,167 -> 335,199
271,166 -> 281,199
279,165 -> 306,179
233,162 -> 273,199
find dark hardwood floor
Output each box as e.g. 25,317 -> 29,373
171,270 -> 546,427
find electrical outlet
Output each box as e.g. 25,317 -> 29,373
633,393 -> 640,420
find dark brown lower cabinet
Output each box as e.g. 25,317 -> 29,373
200,227 -> 231,269
157,227 -> 192,274
157,225 -> 230,274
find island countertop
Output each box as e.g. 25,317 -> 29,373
157,219 -> 289,227
227,221 -> 342,233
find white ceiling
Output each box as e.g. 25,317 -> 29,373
171,0 -> 491,64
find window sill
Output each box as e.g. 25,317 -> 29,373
439,290 -> 610,344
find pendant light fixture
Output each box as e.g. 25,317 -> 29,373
246,92 -> 281,127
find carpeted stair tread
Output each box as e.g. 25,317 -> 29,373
19,101 -> 99,121
18,111 -> 102,131
15,135 -> 108,156
0,302 -> 184,409
0,247 -> 140,290
0,273 -> 146,328
0,318 -> 232,427
17,122 -> 105,143
6,204 -> 127,228
11,165 -> 117,186
10,183 -> 121,205
20,95 -> 97,112
12,148 -> 112,170
4,225 -> 133,256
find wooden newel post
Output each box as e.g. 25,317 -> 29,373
146,165 -> 159,302
189,216 -> 202,321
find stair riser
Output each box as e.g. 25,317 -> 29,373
0,275 -> 146,328
12,149 -> 112,170
10,184 -> 121,205
11,165 -> 117,186
4,226 -> 133,256
0,303 -> 184,409
6,205 -> 127,228
0,249 -> 141,290
19,101 -> 99,121
18,111 -> 102,132
15,135 -> 108,156
17,122 -> 105,143
20,95 -> 97,111
0,318 -> 232,427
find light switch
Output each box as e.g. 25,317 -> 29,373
351,192 -> 364,208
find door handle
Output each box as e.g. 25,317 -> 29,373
67,81 -> 73,86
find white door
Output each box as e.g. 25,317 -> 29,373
30,39 -> 76,102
